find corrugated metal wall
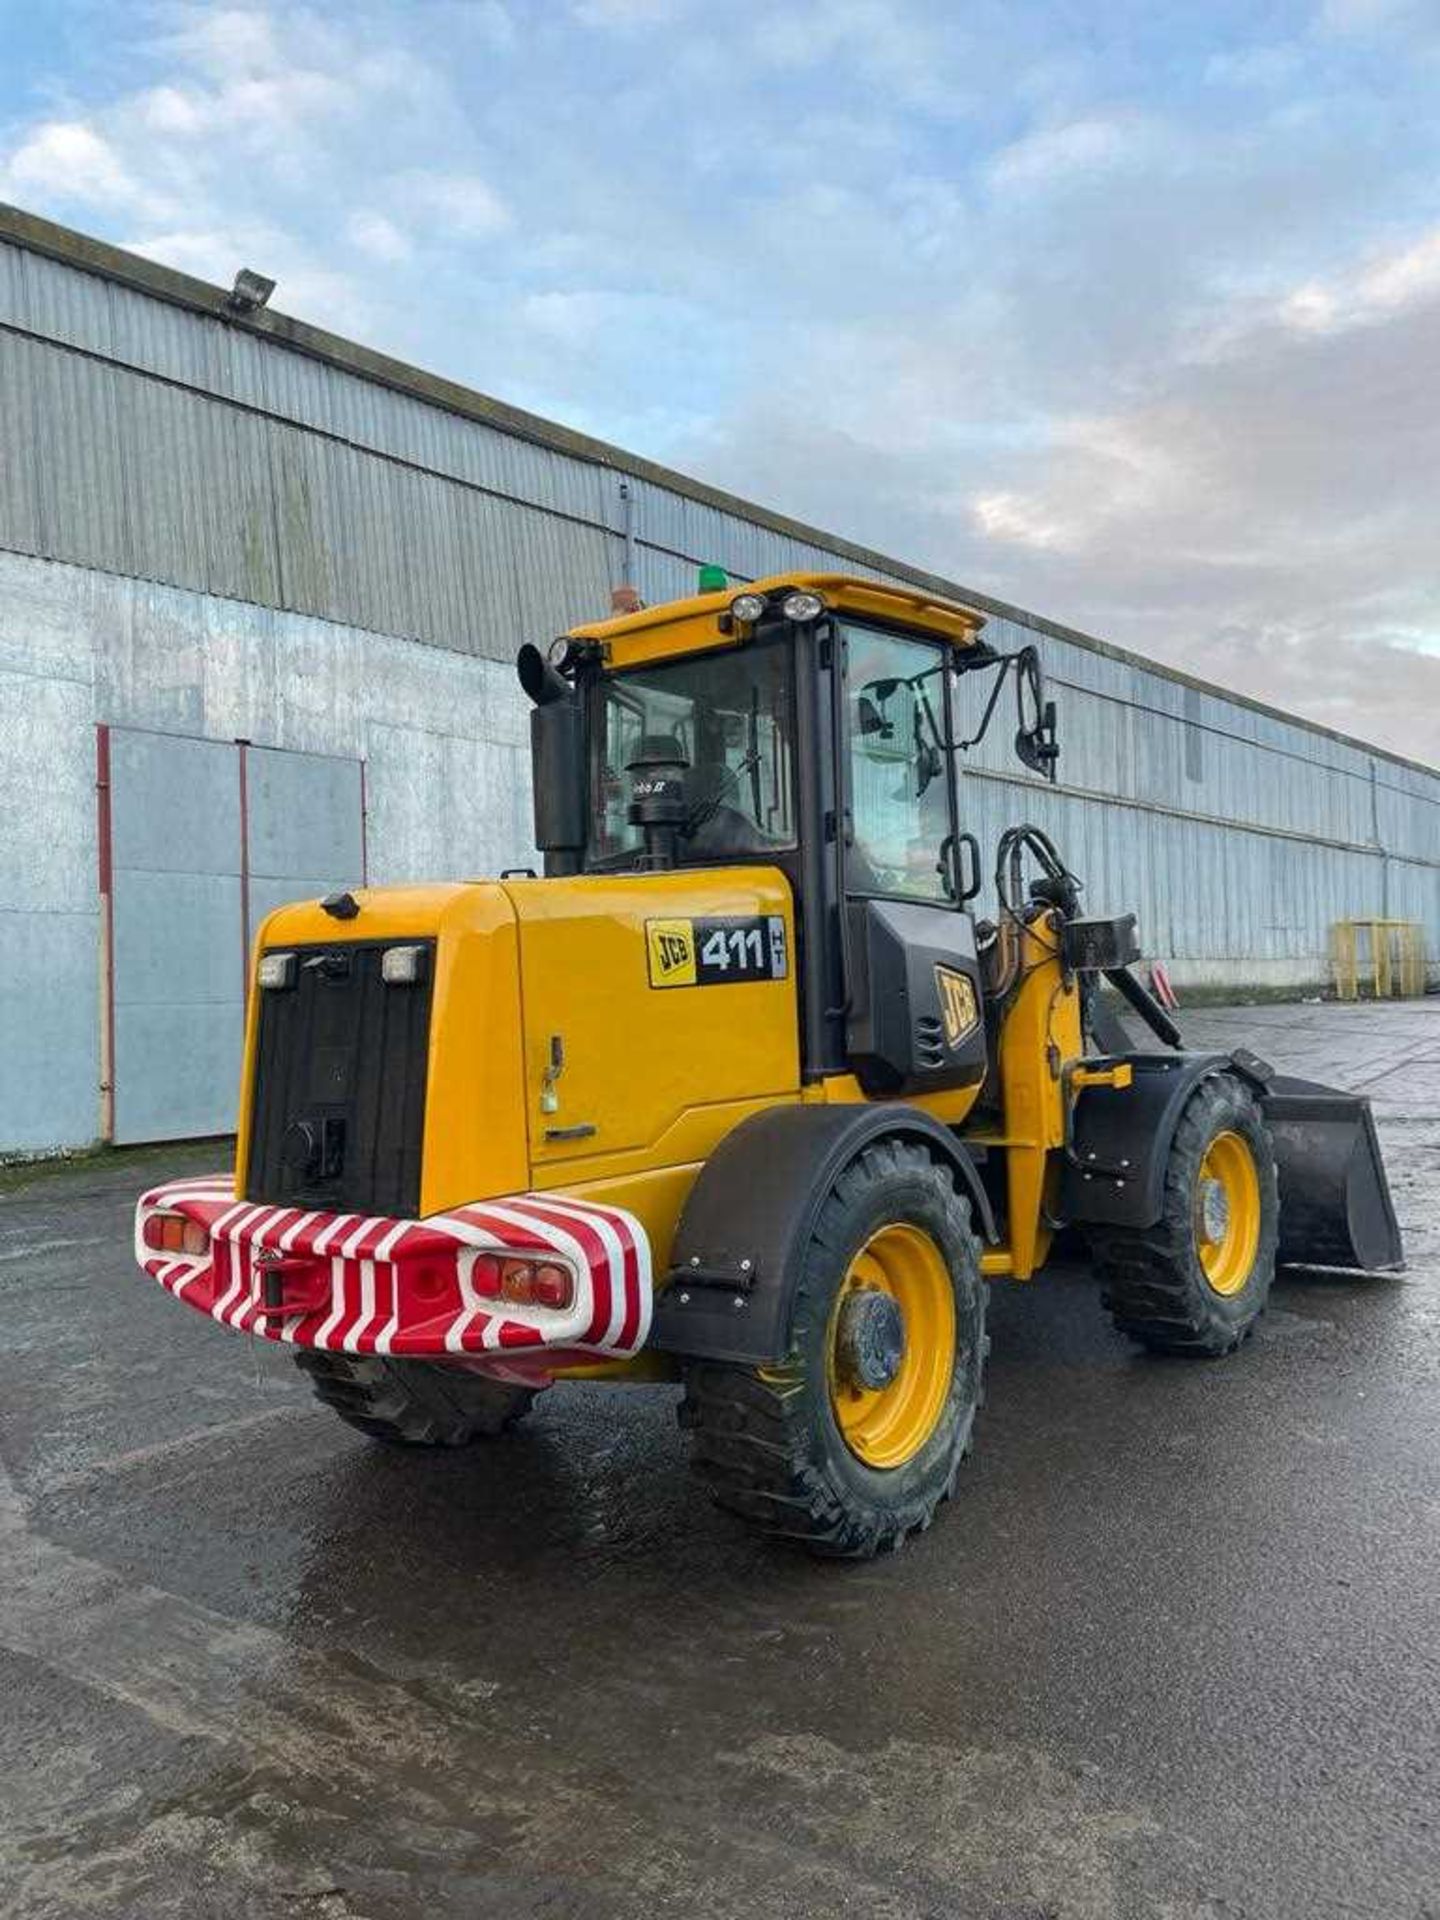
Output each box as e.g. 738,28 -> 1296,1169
0,219 -> 1436,1151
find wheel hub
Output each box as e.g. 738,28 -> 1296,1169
834,1288 -> 905,1392
1193,1130 -> 1263,1296
1198,1176 -> 1229,1245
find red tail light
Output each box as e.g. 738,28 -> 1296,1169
472,1253 -> 575,1310
530,1262 -> 573,1308
143,1212 -> 209,1256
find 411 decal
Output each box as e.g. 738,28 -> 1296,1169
645,915 -> 789,989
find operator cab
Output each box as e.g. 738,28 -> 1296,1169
518,573 -> 1060,1097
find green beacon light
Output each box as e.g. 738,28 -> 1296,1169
697,563 -> 728,593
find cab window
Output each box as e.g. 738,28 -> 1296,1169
843,625 -> 953,902
588,641 -> 797,867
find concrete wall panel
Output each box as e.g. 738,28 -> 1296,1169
110,728 -> 239,876
0,666 -> 94,913
0,908 -> 99,1151
246,746 -> 363,888
112,866 -> 244,1024
364,720 -> 532,886
113,1001 -> 244,1143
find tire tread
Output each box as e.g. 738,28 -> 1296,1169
294,1351 -> 536,1446
1088,1073 -> 1279,1357
680,1141 -> 986,1558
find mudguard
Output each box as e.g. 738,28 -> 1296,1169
1060,1052 -> 1403,1272
648,1103 -> 996,1367
1058,1051 -> 1259,1230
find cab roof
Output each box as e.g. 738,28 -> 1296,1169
570,572 -> 988,671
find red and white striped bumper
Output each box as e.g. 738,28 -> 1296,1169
133,1176 -> 652,1365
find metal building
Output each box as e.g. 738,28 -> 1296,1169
1,203 -> 1436,1157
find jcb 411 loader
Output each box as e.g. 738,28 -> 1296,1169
133,575 -> 1402,1556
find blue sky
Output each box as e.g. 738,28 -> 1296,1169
1,0 -> 1437,758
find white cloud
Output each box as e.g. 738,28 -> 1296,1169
1280,224 -> 1440,334
136,86 -> 207,136
2,120 -> 171,218
159,7 -> 288,82
397,170 -> 511,239
970,490 -> 1075,550
987,115 -> 1135,189
0,8 -> 473,339
347,210 -> 413,263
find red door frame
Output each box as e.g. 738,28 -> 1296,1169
95,724 -> 117,1142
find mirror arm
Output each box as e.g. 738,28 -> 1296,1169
953,652 -> 1015,753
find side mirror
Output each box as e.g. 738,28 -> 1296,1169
857,694 -> 890,739
915,738 -> 944,795
1015,652 -> 1060,780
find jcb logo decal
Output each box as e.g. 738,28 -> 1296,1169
935,965 -> 978,1049
656,931 -> 691,971
646,919 -> 697,988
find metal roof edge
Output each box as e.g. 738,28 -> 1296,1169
2,201 -> 1434,782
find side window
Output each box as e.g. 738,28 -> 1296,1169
844,627 -> 952,902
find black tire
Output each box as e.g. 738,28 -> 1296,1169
679,1139 -> 987,1558
294,1351 -> 537,1446
1088,1073 -> 1279,1356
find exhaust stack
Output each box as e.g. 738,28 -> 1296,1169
517,643 -> 586,877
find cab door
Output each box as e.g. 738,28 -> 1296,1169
837,625 -> 988,1096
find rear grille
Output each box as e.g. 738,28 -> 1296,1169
245,939 -> 434,1219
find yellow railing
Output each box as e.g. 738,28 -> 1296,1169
1331,919 -> 1427,1000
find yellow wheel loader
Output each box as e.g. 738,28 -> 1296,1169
133,574 -> 1403,1556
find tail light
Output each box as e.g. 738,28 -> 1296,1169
523,1261 -> 574,1309
470,1252 -> 574,1311
143,1212 -> 210,1256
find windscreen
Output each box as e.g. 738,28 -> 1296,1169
588,641 -> 796,867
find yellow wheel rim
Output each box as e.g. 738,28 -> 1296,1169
827,1223 -> 956,1470
1194,1130 -> 1261,1297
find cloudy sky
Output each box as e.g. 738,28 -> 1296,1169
2,1 -> 1437,762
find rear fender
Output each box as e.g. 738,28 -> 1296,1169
648,1104 -> 995,1367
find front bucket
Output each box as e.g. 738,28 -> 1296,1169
1262,1076 -> 1403,1271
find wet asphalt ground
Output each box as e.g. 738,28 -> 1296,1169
1,999 -> 1437,1920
